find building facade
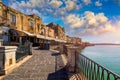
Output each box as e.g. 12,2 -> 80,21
0,1 -> 66,45
71,37 -> 82,44
47,23 -> 66,41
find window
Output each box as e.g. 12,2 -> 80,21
41,28 -> 46,36
37,24 -> 40,31
10,14 -> 16,26
29,21 -> 34,28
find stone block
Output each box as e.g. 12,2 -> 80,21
0,46 -> 17,75
65,45 -> 79,73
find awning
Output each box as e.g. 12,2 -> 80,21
54,38 -> 67,43
22,31 -> 35,37
36,34 -> 46,39
36,35 -> 54,40
45,36 -> 54,40
9,29 -> 27,36
9,29 -> 19,36
37,35 -> 54,40
16,30 -> 35,37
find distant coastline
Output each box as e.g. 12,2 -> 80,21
92,43 -> 120,46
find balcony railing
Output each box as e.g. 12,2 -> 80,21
77,53 -> 120,80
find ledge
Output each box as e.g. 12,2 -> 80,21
0,46 -> 17,50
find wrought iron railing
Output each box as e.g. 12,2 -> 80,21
16,42 -> 31,62
77,53 -> 120,80
2,40 -> 32,62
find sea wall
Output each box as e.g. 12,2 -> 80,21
60,44 -> 86,71
59,44 -> 87,80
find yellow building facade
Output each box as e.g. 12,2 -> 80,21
0,1 -> 66,45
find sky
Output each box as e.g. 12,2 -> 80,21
2,0 -> 120,43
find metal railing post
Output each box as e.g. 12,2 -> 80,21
77,53 -> 120,80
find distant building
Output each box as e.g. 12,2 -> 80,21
71,37 -> 82,44
66,36 -> 82,44
47,22 -> 66,40
56,24 -> 66,40
66,35 -> 72,43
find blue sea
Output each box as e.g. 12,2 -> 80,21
81,45 -> 120,75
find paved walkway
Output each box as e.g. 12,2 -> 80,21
2,49 -> 68,80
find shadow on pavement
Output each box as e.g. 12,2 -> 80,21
48,52 -> 69,80
47,67 -> 69,80
51,53 -> 60,56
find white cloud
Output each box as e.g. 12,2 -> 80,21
50,0 -> 63,9
95,1 -> 102,6
82,0 -> 91,5
29,0 -> 49,8
66,1 -> 76,11
64,11 -> 116,35
9,0 -> 83,18
10,1 -> 42,17
64,14 -> 84,28
55,8 -> 66,16
96,13 -> 108,23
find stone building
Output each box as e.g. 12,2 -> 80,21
71,37 -> 82,44
66,35 -> 72,43
56,24 -> 66,40
65,36 -> 82,44
0,0 -> 67,45
47,22 -> 66,41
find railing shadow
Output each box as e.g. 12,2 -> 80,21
47,67 -> 69,80
51,53 -> 61,56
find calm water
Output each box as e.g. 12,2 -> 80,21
81,45 -> 120,75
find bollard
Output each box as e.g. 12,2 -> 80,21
29,43 -> 33,55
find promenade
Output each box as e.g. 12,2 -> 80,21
2,48 -> 68,80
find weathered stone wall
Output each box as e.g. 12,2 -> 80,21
0,46 -> 17,75
60,44 -> 88,80
59,44 -> 82,72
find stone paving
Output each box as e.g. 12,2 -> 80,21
2,49 -> 68,80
